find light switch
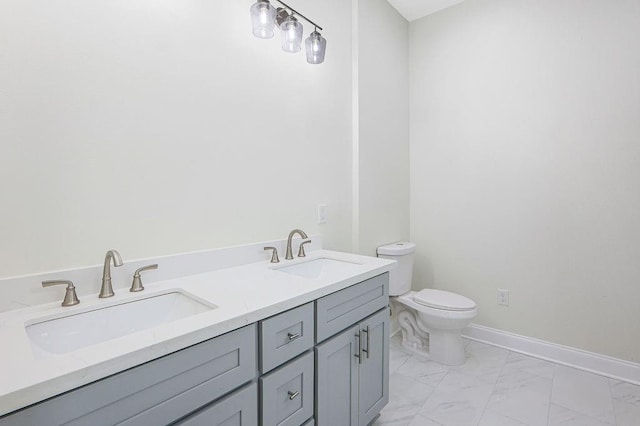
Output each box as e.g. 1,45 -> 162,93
317,204 -> 326,224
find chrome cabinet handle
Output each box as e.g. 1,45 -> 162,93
42,280 -> 80,307
362,326 -> 370,359
354,331 -> 363,364
130,264 -> 158,292
287,332 -> 301,341
288,390 -> 300,400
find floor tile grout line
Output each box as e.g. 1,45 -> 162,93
549,402 -> 619,426
546,362 -> 556,426
550,366 -> 619,425
607,378 -> 618,426
414,357 -> 453,425
386,339 -> 633,426
475,348 -> 510,425
393,351 -> 411,374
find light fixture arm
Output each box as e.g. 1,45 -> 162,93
274,0 -> 323,31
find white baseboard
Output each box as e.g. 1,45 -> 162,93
462,324 -> 640,386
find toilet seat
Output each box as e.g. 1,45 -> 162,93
413,289 -> 476,311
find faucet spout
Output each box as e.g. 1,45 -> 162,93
99,249 -> 123,298
285,229 -> 309,260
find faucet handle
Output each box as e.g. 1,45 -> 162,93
264,247 -> 280,263
297,240 -> 311,258
130,264 -> 158,292
42,280 -> 80,307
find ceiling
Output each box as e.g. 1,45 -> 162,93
386,0 -> 465,21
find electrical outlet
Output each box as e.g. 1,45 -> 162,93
317,204 -> 327,224
497,289 -> 509,306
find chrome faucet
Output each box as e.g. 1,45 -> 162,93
99,249 -> 123,298
285,229 -> 309,260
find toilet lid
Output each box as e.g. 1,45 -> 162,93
413,289 -> 476,311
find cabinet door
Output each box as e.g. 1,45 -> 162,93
175,382 -> 257,426
358,308 -> 390,426
315,324 -> 359,426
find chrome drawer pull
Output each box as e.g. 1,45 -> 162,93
354,332 -> 363,364
362,326 -> 370,359
287,332 -> 301,341
288,390 -> 300,400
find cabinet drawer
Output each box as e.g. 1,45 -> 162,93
1,325 -> 257,426
260,351 -> 314,426
316,273 -> 389,343
175,382 -> 258,426
260,302 -> 314,373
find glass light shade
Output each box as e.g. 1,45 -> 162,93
250,0 -> 276,39
280,16 -> 303,53
305,31 -> 327,64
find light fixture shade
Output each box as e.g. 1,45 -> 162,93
280,16 -> 303,53
250,0 -> 277,39
305,31 -> 327,64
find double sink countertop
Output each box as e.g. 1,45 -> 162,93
0,249 -> 395,416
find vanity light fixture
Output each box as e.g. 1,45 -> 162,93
305,30 -> 326,64
280,14 -> 303,53
250,0 -> 277,38
250,0 -> 326,64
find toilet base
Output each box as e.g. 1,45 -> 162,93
392,296 -> 472,366
428,329 -> 466,366
396,306 -> 429,355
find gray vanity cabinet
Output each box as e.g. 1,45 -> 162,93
357,308 -> 390,425
260,351 -> 314,426
315,277 -> 390,426
259,302 -> 314,374
174,382 -> 258,426
315,273 -> 389,344
0,325 -> 258,426
315,324 -> 360,426
315,308 -> 389,426
258,302 -> 315,426
1,273 -> 389,426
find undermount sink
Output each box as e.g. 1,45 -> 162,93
26,291 -> 216,359
274,257 -> 363,280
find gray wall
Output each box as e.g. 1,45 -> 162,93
356,0 -> 410,256
409,0 -> 640,362
0,0 -> 353,277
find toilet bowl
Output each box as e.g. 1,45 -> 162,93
377,242 -> 478,366
394,289 -> 477,365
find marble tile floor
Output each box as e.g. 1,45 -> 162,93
374,334 -> 640,426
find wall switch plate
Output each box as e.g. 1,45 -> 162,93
497,289 -> 509,306
317,204 -> 327,224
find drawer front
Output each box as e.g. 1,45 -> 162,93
260,351 -> 314,426
316,273 -> 389,343
301,418 -> 315,426
175,382 -> 258,426
260,302 -> 314,373
1,325 -> 257,426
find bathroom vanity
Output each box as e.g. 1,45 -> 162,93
0,244 -> 394,426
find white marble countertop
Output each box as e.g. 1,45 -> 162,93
0,249 -> 395,416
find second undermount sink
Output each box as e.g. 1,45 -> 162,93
274,257 -> 364,280
26,291 -> 216,359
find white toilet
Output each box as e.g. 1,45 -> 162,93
377,242 -> 478,366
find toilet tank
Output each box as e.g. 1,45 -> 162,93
377,242 -> 416,296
